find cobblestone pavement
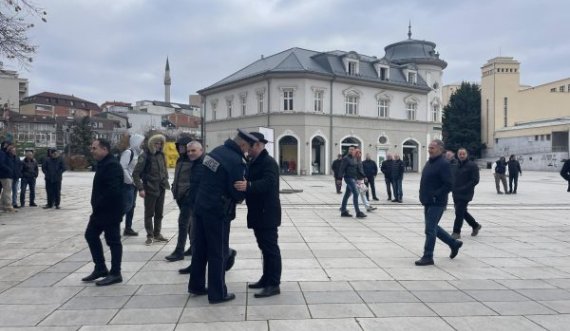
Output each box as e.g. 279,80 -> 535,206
0,169 -> 569,330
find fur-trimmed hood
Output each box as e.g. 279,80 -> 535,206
147,134 -> 166,154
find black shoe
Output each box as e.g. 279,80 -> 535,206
373,197 -> 379,201
13,205 -> 20,209
43,205 -> 52,209
123,228 -> 138,236
471,224 -> 482,237
415,258 -> 434,266
387,197 -> 392,201
497,191 -> 503,194
356,212 -> 367,218
248,281 -> 265,289
209,293 -> 236,304
450,240 -> 463,259
225,249 -> 237,271
513,191 -> 517,194
184,247 -> 192,256
96,274 -> 123,286
55,206 -> 60,209
340,210 -> 352,217
29,203 -> 37,207
397,200 -> 403,203
391,199 -> 398,202
254,285 -> 281,298
188,287 -> 208,296
179,265 -> 191,274
165,252 -> 184,262
82,269 -> 109,282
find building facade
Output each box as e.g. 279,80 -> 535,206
199,31 -> 447,175
481,57 -> 570,170
0,69 -> 28,112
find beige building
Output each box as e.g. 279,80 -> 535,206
0,69 -> 28,111
481,56 -> 570,169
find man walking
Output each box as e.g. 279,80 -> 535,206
165,136 -> 194,261
235,132 -> 282,298
188,129 -> 257,304
451,148 -> 482,239
415,139 -> 463,266
380,153 -> 393,201
133,134 -> 170,245
42,148 -> 65,209
507,154 -> 522,194
391,153 -> 405,203
20,150 -> 38,207
362,153 -> 379,201
82,139 -> 125,286
339,146 -> 366,218
331,154 -> 343,194
119,133 -> 145,236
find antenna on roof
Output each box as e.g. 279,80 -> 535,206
408,20 -> 412,39
261,54 -> 264,59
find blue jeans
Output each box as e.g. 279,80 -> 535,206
122,184 -> 137,229
341,177 -> 361,214
391,178 -> 403,200
422,205 -> 456,260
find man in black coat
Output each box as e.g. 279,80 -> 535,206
380,153 -> 393,201
235,132 -> 282,298
20,150 -> 39,207
188,129 -> 258,304
451,148 -> 481,239
415,139 -> 463,266
507,154 -> 522,194
331,154 -> 343,194
42,148 -> 65,209
561,159 -> 570,192
82,139 -> 125,286
362,153 -> 379,201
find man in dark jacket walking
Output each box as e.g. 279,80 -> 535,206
339,146 -> 366,218
82,139 -> 125,286
20,150 -> 38,207
235,132 -> 282,298
415,139 -> 463,266
380,153 -> 393,201
188,129 -> 258,304
507,154 -> 522,194
451,148 -> 481,239
42,148 -> 65,209
331,154 -> 343,194
561,159 -> 570,192
362,153 -> 379,201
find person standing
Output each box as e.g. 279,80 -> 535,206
355,149 -> 376,212
507,154 -> 522,194
7,145 -> 22,208
415,139 -> 463,266
451,148 -> 482,239
362,153 -> 379,201
82,139 -> 125,286
42,148 -> 65,209
493,156 -> 509,194
0,142 -> 17,212
20,150 -> 38,207
380,153 -> 393,201
235,132 -> 282,298
339,146 -> 366,218
391,153 -> 405,203
165,135 -> 194,262
119,133 -> 145,236
133,134 -> 170,245
188,129 -> 257,304
561,159 -> 570,192
331,154 -> 343,194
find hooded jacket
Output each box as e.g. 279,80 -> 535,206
132,134 -> 170,196
171,136 -> 193,201
120,134 -> 145,185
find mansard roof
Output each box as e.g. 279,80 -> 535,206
200,47 -> 435,94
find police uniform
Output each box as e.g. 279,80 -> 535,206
188,129 -> 258,303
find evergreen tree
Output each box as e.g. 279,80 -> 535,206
442,82 -> 482,157
69,116 -> 94,163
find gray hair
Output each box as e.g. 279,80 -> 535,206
187,140 -> 203,149
432,139 -> 445,150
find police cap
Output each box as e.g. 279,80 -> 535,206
237,128 -> 259,146
249,132 -> 268,144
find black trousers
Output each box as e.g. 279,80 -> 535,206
334,177 -> 342,193
384,177 -> 392,199
174,196 -> 193,254
453,200 -> 479,235
20,177 -> 36,205
85,218 -> 122,275
509,175 -> 519,193
189,212 -> 229,302
253,227 -> 282,286
46,180 -> 61,207
365,176 -> 378,199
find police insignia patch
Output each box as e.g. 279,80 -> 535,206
203,155 -> 220,172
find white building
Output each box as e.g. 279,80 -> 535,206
0,69 -> 28,111
199,29 -> 447,175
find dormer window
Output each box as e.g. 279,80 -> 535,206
407,72 -> 417,84
347,60 -> 359,75
375,63 -> 390,80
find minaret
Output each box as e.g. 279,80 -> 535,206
164,57 -> 171,103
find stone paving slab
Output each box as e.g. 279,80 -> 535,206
0,170 -> 569,329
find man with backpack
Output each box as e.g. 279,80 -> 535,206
119,134 -> 145,236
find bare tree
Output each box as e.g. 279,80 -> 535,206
0,0 -> 47,68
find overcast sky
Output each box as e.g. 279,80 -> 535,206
4,0 -> 570,105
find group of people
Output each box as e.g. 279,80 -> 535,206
0,142 -> 65,213
82,129 -> 283,304
492,155 -> 522,194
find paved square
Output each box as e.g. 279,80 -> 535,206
0,169 -> 568,330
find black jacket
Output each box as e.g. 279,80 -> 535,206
42,157 -> 65,182
419,154 -> 452,207
561,159 -> 570,181
391,159 -> 405,180
331,159 -> 342,179
380,159 -> 392,178
339,154 -> 358,179
0,150 -> 14,179
11,155 -> 22,179
172,154 -> 192,201
452,159 -> 479,202
188,154 -> 205,210
362,159 -> 378,177
90,154 -> 124,222
194,139 -> 246,221
507,159 -> 522,176
495,159 -> 507,175
22,157 -> 39,178
245,149 -> 281,229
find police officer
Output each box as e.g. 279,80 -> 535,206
188,129 -> 258,304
